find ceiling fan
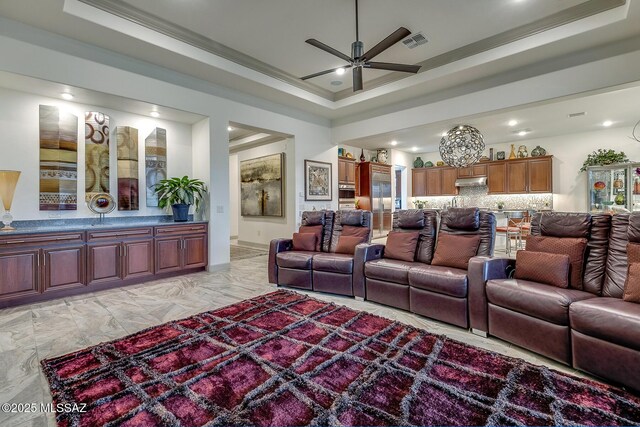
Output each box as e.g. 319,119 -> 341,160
301,0 -> 421,92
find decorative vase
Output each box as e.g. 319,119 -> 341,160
496,151 -> 505,160
509,144 -> 517,159
359,149 -> 365,162
413,157 -> 424,168
171,203 -> 190,222
517,145 -> 528,158
377,149 -> 388,164
489,148 -> 494,161
531,145 -> 546,157
613,178 -> 624,189
615,193 -> 626,206
436,161 -> 445,167
424,161 -> 434,167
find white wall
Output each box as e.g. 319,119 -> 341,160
0,87 -> 192,220
390,149 -> 415,210
229,153 -> 239,238
415,126 -> 640,212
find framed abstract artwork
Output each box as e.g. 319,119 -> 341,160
304,159 -> 332,201
145,128 -> 167,207
39,105 -> 78,210
84,111 -> 110,200
240,153 -> 284,217
116,126 -> 139,210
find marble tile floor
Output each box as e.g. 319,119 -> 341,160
1,253 -> 593,427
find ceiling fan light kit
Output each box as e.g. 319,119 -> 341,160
302,0 -> 421,92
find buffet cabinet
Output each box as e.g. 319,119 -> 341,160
0,223 -> 208,308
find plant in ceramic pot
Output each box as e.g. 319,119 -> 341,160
579,149 -> 629,172
154,176 -> 207,222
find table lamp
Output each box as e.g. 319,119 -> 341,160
0,170 -> 21,231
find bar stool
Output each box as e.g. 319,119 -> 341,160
496,211 -> 525,256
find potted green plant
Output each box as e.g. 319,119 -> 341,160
580,149 -> 629,172
154,176 -> 207,222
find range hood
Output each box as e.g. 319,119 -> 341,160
455,177 -> 487,187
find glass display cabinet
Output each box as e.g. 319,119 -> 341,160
587,163 -> 640,213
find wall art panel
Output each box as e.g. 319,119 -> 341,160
39,105 -> 78,210
240,153 -> 284,217
116,126 -> 139,210
145,127 -> 167,207
84,111 -> 110,199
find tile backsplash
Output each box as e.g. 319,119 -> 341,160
413,186 -> 553,210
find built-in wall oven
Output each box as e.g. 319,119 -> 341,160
338,184 -> 356,210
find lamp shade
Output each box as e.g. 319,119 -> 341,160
0,170 -> 21,211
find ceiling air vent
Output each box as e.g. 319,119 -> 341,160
402,32 -> 428,49
568,112 -> 587,118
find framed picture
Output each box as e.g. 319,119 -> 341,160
240,153 -> 284,217
305,159 -> 332,201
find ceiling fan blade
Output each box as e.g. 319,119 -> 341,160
305,39 -> 353,63
360,27 -> 411,61
300,65 -> 352,80
365,62 -> 421,73
353,66 -> 363,91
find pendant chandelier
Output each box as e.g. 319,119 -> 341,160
439,125 -> 485,168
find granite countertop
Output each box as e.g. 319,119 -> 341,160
1,215 -> 208,236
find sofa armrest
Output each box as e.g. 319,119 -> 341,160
353,243 -> 385,298
268,238 -> 293,284
468,256 -> 515,333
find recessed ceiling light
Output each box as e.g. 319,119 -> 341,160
508,119 -> 518,127
518,130 -> 527,136
412,147 -> 418,152
335,67 -> 346,75
227,126 -> 234,132
150,111 -> 160,118
390,140 -> 398,146
61,92 -> 73,100
602,120 -> 613,127
330,80 -> 343,86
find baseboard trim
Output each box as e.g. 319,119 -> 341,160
471,328 -> 488,338
237,240 -> 269,250
208,263 -> 231,272
230,235 -> 238,240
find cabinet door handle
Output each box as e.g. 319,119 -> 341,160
42,253 -> 46,266
7,240 -> 25,244
124,245 -> 127,257
118,245 -> 122,257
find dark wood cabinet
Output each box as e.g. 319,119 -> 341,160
426,168 -> 442,196
0,223 -> 208,308
0,249 -> 40,300
528,157 -> 553,193
42,245 -> 85,292
507,160 -> 528,193
412,169 -> 428,197
487,162 -> 507,194
441,168 -> 459,196
338,157 -> 356,184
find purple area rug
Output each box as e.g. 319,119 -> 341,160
42,290 -> 639,426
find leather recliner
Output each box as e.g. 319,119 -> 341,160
468,212 -> 612,365
360,208 -> 496,328
569,213 -> 640,390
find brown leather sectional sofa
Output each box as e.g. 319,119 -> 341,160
269,210 -> 373,297
469,211 -> 640,391
359,208 -> 496,328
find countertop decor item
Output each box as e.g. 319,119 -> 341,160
424,161 -> 434,167
87,192 -> 116,224
155,175 -> 207,222
531,145 -> 546,157
580,149 -> 629,172
439,125 -> 485,167
345,152 -> 354,159
413,157 -> 424,168
359,148 -> 365,162
0,170 -> 21,231
436,161 -> 445,166
376,149 -> 388,164
615,193 -> 626,205
509,144 -> 517,159
496,151 -> 505,160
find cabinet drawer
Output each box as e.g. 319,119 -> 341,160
0,232 -> 84,247
87,227 -> 153,241
155,224 -> 208,236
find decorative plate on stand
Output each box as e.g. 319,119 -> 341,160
88,193 -> 116,220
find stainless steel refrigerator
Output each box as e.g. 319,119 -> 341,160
371,171 -> 392,237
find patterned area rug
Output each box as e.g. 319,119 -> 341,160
42,291 -> 640,426
229,244 -> 268,261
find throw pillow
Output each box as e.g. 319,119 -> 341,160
514,250 -> 570,288
335,236 -> 366,255
384,231 -> 420,262
431,233 -> 481,270
627,242 -> 640,264
292,232 -> 316,252
342,225 -> 370,241
525,235 -> 587,290
299,225 -> 322,252
623,263 -> 640,303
